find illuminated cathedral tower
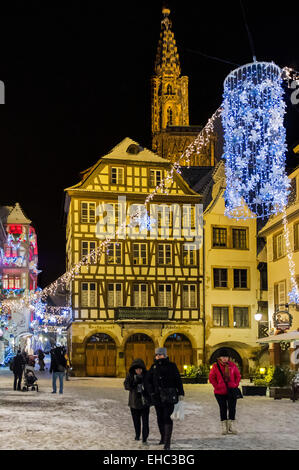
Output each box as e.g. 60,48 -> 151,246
151,6 -> 215,166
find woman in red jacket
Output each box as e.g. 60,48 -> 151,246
209,348 -> 241,435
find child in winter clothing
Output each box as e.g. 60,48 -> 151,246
124,358 -> 150,445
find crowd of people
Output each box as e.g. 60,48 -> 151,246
10,344 -> 242,449
10,345 -> 72,394
124,347 -> 241,449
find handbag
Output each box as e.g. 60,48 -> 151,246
216,362 -> 243,399
57,364 -> 65,372
159,387 -> 179,405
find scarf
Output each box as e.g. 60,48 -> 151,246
218,359 -> 230,383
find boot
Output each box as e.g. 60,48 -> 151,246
227,419 -> 238,434
221,420 -> 228,435
163,423 -> 173,450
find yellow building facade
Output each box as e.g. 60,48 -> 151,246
64,138 -> 205,377
202,163 -> 261,375
259,166 -> 299,368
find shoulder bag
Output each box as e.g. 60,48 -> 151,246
216,362 -> 243,399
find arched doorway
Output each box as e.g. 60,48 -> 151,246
86,333 -> 116,377
209,347 -> 243,372
164,333 -> 193,373
125,333 -> 155,372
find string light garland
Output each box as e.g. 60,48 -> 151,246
282,206 -> 299,304
31,108 -> 221,301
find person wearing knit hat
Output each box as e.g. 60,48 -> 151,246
146,346 -> 184,450
155,347 -> 167,357
209,349 -> 241,436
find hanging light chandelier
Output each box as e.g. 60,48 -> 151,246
222,61 -> 290,219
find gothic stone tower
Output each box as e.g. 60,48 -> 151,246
151,7 -> 215,166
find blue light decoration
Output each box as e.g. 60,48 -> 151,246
222,61 -> 290,219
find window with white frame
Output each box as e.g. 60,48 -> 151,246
274,280 -> 286,307
182,205 -> 196,230
81,202 -> 96,223
273,232 -> 284,260
149,169 -> 162,187
81,240 -> 96,260
111,167 -> 124,185
107,283 -> 123,307
81,282 -> 97,307
133,283 -> 148,307
157,243 -> 172,265
183,244 -> 197,265
133,243 -> 147,265
182,284 -> 197,308
105,202 -> 121,233
158,284 -> 173,307
106,242 -> 122,264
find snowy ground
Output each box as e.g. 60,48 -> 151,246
0,367 -> 299,450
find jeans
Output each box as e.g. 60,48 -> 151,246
130,407 -> 150,442
52,372 -> 65,393
215,393 -> 237,421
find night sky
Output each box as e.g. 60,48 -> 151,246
1,1 -> 299,288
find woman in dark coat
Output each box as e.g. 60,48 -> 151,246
124,358 -> 150,445
146,347 -> 184,450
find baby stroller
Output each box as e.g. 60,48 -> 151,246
22,363 -> 39,392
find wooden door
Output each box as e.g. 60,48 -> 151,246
165,341 -> 193,373
125,342 -> 155,372
86,342 -> 116,377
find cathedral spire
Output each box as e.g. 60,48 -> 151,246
155,6 -> 181,78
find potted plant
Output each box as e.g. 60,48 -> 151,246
181,364 -> 209,384
242,366 -> 274,396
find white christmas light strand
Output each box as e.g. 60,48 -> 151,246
37,107 -> 221,301
282,205 -> 299,304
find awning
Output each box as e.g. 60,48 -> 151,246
257,331 -> 299,344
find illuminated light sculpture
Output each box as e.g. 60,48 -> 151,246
222,61 -> 290,219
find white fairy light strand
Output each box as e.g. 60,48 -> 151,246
36,107 -> 221,301
282,205 -> 299,304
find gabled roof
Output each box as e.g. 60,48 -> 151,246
0,202 -> 31,225
65,137 -> 198,195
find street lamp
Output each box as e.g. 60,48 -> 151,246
255,312 -> 263,322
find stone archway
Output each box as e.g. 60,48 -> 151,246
86,333 -> 116,377
164,333 -> 193,373
209,347 -> 243,372
125,333 -> 155,372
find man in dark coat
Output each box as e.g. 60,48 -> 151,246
12,349 -> 25,391
146,347 -> 184,450
50,346 -> 67,394
124,358 -> 150,445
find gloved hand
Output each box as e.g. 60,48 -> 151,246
178,395 -> 184,401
